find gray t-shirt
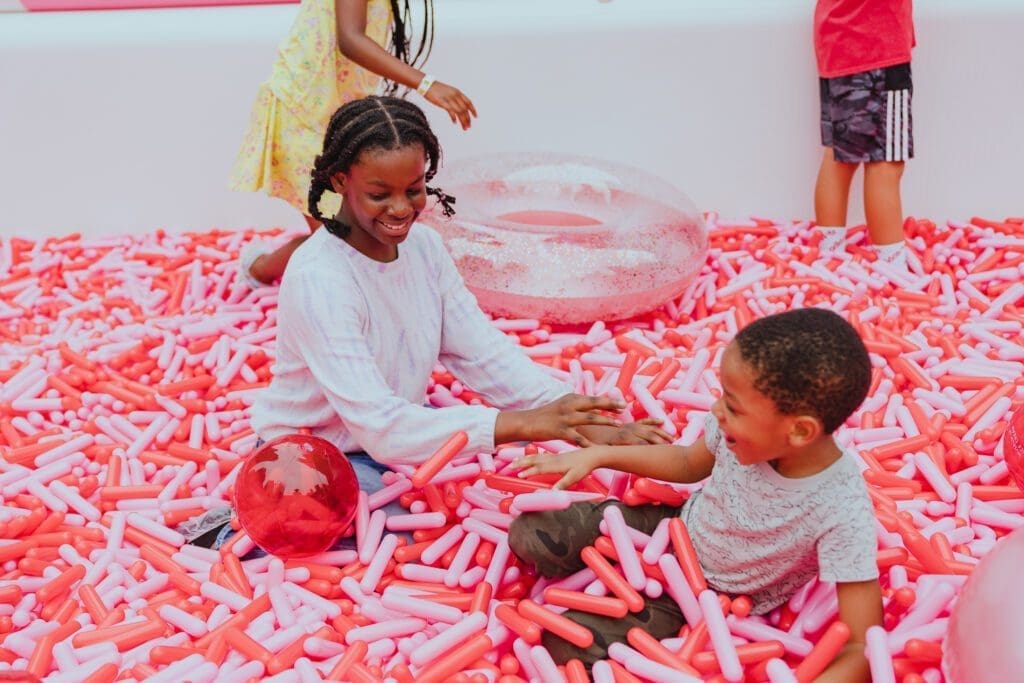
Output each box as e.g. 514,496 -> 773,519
681,415 -> 878,614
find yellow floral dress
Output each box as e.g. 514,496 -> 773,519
229,0 -> 392,216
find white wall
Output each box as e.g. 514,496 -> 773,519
0,0 -> 1021,238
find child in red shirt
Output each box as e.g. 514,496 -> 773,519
812,0 -> 915,269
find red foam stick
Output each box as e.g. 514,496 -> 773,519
412,431 -> 469,488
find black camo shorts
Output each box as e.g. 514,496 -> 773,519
820,62 -> 913,163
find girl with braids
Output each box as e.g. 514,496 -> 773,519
246,97 -> 672,502
230,0 -> 476,286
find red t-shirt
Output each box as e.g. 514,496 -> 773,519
814,0 -> 915,78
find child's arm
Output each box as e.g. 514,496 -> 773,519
513,438 -> 715,490
814,579 -> 883,683
336,0 -> 476,129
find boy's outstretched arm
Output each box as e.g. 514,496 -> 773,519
815,579 -> 883,683
512,439 -> 715,490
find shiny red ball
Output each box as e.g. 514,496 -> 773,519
1004,404 -> 1024,492
234,434 -> 359,558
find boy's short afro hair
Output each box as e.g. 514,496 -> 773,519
734,307 -> 871,434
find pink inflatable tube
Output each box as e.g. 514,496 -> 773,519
421,152 -> 708,324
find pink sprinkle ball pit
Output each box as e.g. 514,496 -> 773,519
2,216 -> 1024,682
233,434 -> 359,558
420,152 -> 708,324
943,527 -> 1024,683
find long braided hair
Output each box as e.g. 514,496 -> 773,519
384,1 -> 435,96
308,96 -> 455,237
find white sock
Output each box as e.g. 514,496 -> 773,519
873,241 -> 908,269
816,226 -> 847,253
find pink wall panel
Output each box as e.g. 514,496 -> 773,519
18,0 -> 295,11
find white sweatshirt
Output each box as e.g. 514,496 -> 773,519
250,225 -> 571,465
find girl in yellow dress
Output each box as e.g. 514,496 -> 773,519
230,0 -> 476,285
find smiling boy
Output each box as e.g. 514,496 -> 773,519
510,308 -> 883,680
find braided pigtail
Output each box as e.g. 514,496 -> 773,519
385,1 -> 435,96
426,186 -> 456,218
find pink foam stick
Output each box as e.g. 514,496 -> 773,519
444,532 -> 482,588
726,615 -> 813,657
630,382 -> 676,436
127,512 -> 185,547
397,563 -> 447,583
592,660 -> 615,683
462,517 -> 508,545
529,645 -> 563,681
281,581 -> 343,618
599,519 -> 652,550
385,512 -> 447,532
657,555 -> 702,626
354,489 -> 370,548
157,460 -> 198,503
304,636 -> 345,658
381,589 -> 464,624
603,506 -> 646,591
890,582 -> 956,638
409,611 -> 488,667
913,452 -> 957,502
484,539 -> 511,590
431,462 -> 482,485
979,460 -> 1009,485
199,580 -> 251,611
469,508 -> 514,529
159,604 -> 209,637
366,477 -> 413,510
698,589 -> 743,682
346,617 -> 427,645
267,585 -> 296,629
48,480 -> 101,521
864,625 -> 896,683
420,525 -> 465,566
357,509 -> 387,565
765,658 -> 799,683
461,486 -> 503,512
360,533 -> 399,593
411,431 -> 469,488
641,518 -> 672,565
608,642 -> 701,683
969,503 -> 1024,530
512,490 -> 588,513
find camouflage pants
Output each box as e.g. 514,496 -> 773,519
820,62 -> 914,163
508,500 -> 686,667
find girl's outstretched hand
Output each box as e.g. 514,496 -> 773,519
513,447 -> 607,490
424,81 -> 477,130
527,393 -> 624,447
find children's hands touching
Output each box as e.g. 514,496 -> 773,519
513,447 -> 606,490
576,418 -> 673,447
526,394 -> 624,446
612,418 -> 674,445
496,394 -> 624,448
423,81 -> 477,130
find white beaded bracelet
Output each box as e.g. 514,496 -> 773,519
416,74 -> 436,97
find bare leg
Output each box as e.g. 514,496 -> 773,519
863,161 -> 906,246
248,215 -> 322,284
814,147 -> 858,227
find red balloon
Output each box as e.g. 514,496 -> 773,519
1002,404 -> 1024,492
234,434 -> 359,558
